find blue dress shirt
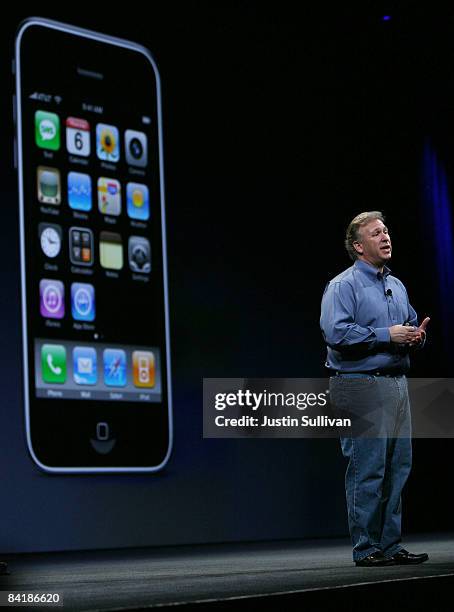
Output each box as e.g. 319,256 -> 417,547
320,259 -> 420,373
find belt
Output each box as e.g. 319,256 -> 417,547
334,369 -> 407,377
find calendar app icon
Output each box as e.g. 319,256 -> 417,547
66,117 -> 90,157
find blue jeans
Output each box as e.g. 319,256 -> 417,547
329,374 -> 412,561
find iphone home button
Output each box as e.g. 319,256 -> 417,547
90,421 -> 116,454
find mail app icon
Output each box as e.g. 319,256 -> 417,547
73,346 -> 97,385
78,357 -> 93,373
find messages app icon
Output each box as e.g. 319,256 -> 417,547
35,111 -> 60,150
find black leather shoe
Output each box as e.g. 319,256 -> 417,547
355,551 -> 396,567
391,549 -> 429,564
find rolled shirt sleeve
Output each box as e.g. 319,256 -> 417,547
321,281 -> 391,353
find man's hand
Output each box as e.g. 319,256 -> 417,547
408,317 -> 430,347
389,325 -> 422,344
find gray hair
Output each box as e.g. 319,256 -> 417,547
345,211 -> 385,261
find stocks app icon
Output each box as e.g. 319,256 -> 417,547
68,172 -> 92,211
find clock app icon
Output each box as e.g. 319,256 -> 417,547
39,223 -> 62,258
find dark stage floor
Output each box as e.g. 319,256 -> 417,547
1,534 -> 454,611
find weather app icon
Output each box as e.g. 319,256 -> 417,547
68,172 -> 92,211
103,349 -> 127,387
127,182 -> 149,220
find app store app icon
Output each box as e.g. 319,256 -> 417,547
71,282 -> 95,321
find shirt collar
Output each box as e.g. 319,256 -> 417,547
354,259 -> 391,280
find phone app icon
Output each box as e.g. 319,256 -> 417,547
132,351 -> 155,388
35,110 -> 60,150
39,223 -> 62,258
71,282 -> 95,321
66,117 -> 90,156
127,183 -> 149,220
100,232 -> 123,270
69,227 -> 94,266
96,124 -> 119,162
103,349 -> 127,387
125,130 -> 147,167
41,344 -> 67,384
73,346 -> 97,385
98,177 -> 121,215
40,279 -> 64,319
37,167 -> 61,205
68,172 -> 92,211
128,236 -> 151,273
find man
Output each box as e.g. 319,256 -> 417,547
320,211 -> 430,567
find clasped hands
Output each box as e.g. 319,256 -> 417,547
389,317 -> 430,347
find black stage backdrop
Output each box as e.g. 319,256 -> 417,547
0,4 -> 452,552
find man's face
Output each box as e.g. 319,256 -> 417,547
354,219 -> 392,266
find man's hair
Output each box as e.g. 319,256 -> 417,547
345,211 -> 385,261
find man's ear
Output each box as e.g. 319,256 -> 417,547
353,241 -> 363,255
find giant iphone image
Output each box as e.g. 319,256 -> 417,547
15,18 -> 172,472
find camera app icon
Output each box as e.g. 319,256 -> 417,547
125,130 -> 148,167
128,236 -> 151,273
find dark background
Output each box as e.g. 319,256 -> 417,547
1,4 -> 453,553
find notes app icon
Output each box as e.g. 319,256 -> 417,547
100,232 -> 123,270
